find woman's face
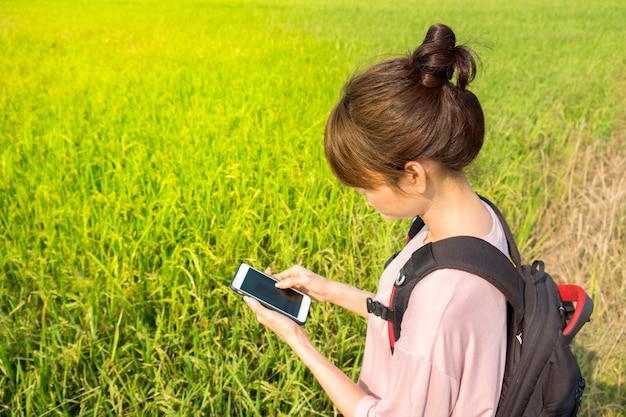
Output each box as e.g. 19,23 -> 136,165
355,183 -> 421,220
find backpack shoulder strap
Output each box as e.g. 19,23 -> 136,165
404,196 -> 523,268
391,236 -> 526,342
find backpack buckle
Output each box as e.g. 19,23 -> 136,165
366,297 -> 394,322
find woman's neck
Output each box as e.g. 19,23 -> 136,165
420,177 -> 492,244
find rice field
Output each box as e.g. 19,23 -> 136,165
1,0 -> 625,415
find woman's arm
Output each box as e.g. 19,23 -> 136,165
323,279 -> 375,318
272,265 -> 375,318
244,296 -> 367,417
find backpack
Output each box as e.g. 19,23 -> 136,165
366,197 -> 593,416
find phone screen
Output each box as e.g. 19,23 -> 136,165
240,268 -> 303,317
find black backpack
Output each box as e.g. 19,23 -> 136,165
366,197 -> 593,416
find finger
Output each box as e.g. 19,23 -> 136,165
244,297 -> 269,324
273,265 -> 303,279
243,296 -> 260,311
274,278 -> 291,288
275,276 -> 305,289
273,270 -> 301,282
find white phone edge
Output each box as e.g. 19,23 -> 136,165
230,263 -> 311,324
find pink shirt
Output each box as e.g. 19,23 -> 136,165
355,203 -> 508,417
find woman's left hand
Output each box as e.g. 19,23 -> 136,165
245,296 -> 365,417
244,296 -> 307,345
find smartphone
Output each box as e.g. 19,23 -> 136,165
230,263 -> 311,325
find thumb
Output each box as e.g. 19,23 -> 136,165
243,296 -> 259,310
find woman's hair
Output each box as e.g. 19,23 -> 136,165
324,23 -> 484,189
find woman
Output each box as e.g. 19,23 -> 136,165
245,23 -> 508,417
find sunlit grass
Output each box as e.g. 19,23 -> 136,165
1,0 -> 624,415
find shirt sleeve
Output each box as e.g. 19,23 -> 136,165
354,269 -> 506,417
356,356 -> 458,417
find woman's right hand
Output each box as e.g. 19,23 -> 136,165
270,265 -> 334,303
269,265 -> 375,318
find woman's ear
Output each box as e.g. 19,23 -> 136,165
404,161 -> 428,193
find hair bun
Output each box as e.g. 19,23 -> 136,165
411,23 -> 477,90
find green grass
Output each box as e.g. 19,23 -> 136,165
1,0 -> 625,415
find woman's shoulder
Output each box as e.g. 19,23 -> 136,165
397,268 -> 506,355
